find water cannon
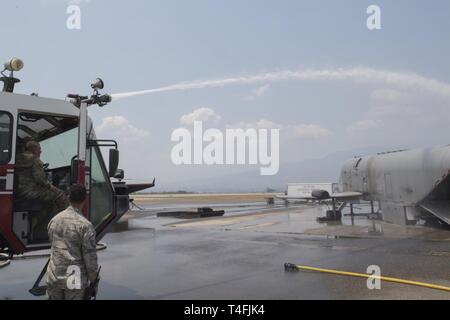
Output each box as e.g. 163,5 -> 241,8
68,77 -> 112,107
91,93 -> 112,107
1,57 -> 24,93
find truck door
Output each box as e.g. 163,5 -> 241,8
0,111 -> 16,251
0,112 -> 13,165
79,111 -> 117,237
12,112 -> 78,249
88,144 -> 114,229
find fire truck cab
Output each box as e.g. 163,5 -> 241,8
0,59 -> 153,256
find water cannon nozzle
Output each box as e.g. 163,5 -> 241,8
96,94 -> 112,107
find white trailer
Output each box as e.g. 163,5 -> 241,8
286,183 -> 339,198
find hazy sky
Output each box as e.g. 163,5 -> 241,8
2,0 -> 450,190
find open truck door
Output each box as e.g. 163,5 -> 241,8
0,111 -> 15,254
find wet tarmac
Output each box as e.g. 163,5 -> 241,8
1,198 -> 449,300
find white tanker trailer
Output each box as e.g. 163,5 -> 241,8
340,147 -> 450,225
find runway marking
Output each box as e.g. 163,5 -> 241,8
239,222 -> 280,230
168,211 -> 288,228
208,237 -> 362,251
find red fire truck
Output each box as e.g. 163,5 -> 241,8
0,58 -> 154,258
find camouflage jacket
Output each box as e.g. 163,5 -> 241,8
46,206 -> 98,289
14,152 -> 53,199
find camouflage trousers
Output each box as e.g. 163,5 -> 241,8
46,287 -> 86,300
31,189 -> 69,242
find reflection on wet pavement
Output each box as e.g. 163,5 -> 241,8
123,201 -> 450,242
1,197 -> 449,300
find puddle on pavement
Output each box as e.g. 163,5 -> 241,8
116,201 -> 450,241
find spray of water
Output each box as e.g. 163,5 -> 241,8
110,67 -> 450,101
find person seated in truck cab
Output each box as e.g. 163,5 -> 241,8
14,141 -> 69,241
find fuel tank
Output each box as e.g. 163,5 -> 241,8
340,146 -> 450,225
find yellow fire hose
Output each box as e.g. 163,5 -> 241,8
284,263 -> 450,293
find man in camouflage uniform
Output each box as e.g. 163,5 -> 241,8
46,184 -> 99,300
14,141 -> 69,240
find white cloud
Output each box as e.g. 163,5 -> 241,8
290,124 -> 332,139
68,0 -> 91,4
370,88 -> 406,103
227,119 -> 279,130
254,84 -> 270,97
227,120 -> 331,140
348,119 -> 384,132
351,80 -> 450,133
180,108 -> 221,126
109,66 -> 450,163
245,84 -> 271,101
96,116 -> 149,140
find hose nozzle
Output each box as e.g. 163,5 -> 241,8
284,263 -> 300,272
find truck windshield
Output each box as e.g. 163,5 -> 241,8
90,146 -> 113,228
40,128 -> 78,169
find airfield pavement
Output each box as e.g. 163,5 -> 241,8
1,193 -> 449,300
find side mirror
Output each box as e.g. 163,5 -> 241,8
109,149 -> 119,177
114,169 -> 125,180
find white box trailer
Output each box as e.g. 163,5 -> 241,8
286,183 -> 339,198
